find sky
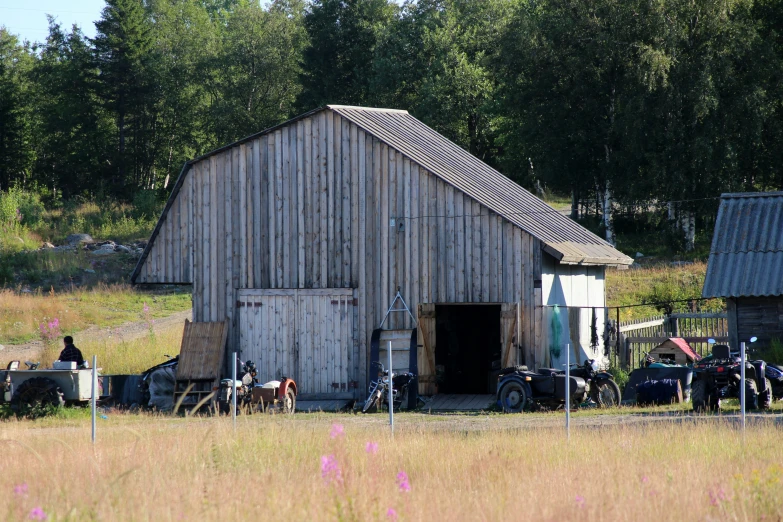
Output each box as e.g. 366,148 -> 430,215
0,1 -> 107,44
1,0 -> 408,46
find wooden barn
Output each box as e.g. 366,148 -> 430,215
131,106 -> 632,401
702,192 -> 783,350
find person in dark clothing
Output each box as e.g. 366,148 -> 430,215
58,336 -> 85,367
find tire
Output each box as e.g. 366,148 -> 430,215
743,378 -> 759,410
11,377 -> 65,416
760,378 -> 772,410
498,380 -> 529,413
692,379 -> 708,412
362,387 -> 382,413
282,388 -> 296,414
591,379 -> 621,408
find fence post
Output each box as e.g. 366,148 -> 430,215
668,314 -> 678,337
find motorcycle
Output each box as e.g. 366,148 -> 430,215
218,357 -> 297,414
765,364 -> 783,400
218,358 -> 258,413
496,359 -> 621,413
362,362 -> 416,413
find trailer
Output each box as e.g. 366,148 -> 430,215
2,360 -> 106,414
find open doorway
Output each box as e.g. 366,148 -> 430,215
434,305 -> 501,394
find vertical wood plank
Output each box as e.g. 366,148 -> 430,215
437,180 -> 446,302
203,159 -> 211,321
403,158 -> 411,328
304,118 -> 313,287
380,143 -> 389,324
281,127 -> 291,288
419,168 -> 429,305
253,139 -> 262,288
341,117 -> 351,287
350,124 -> 359,288
387,148 -> 397,328
274,130 -> 284,288
259,137 -> 269,288
446,184 -> 455,302
481,206 -> 490,302
326,110 -> 335,288
357,129 -> 367,393
395,152 -> 404,326
267,133 -> 277,287
297,120 -> 305,288
472,200 -> 482,301
455,191 -> 465,302
410,163 -> 420,317
489,211 -> 498,303
238,144 -> 247,290
289,123 -> 298,287
320,111 -> 329,288
215,155 -> 225,324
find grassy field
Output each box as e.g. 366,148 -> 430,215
0,285 -> 190,345
1,413 -> 782,521
606,261 -> 723,320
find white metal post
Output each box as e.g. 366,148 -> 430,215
740,342 -> 746,434
565,344 -> 570,439
232,352 -> 237,431
388,341 -> 394,434
91,355 -> 97,444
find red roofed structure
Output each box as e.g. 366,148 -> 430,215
650,337 -> 702,365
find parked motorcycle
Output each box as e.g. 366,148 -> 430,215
496,359 -> 621,413
362,362 -> 416,413
218,358 -> 259,413
765,364 -> 783,400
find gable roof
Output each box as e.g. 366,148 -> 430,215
702,191 -> 783,298
132,106 -> 631,283
328,106 -> 631,266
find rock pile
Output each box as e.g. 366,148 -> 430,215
38,233 -> 146,256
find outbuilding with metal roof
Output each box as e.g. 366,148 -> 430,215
702,191 -> 783,350
131,105 -> 632,402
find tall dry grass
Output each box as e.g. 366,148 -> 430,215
37,325 -> 185,374
0,284 -> 191,345
1,414 -> 781,521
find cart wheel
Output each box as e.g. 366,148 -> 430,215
11,377 -> 65,417
282,388 -> 296,414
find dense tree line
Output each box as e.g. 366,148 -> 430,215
1,0 -> 782,248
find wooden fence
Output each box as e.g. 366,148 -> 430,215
609,313 -> 728,370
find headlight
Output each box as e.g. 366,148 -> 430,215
591,360 -> 600,372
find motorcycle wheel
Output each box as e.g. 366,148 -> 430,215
591,379 -> 621,408
362,391 -> 381,414
498,380 -> 528,413
282,388 -> 296,414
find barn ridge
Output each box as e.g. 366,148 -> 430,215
132,105 -> 630,284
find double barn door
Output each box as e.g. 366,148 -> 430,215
237,288 -> 358,395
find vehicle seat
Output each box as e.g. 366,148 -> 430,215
712,345 -> 731,360
538,368 -> 560,376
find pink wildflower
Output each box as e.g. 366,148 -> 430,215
575,495 -> 586,508
396,471 -> 411,492
13,483 -> 28,496
641,476 -> 649,484
28,507 -> 47,520
321,454 -> 342,484
365,441 -> 379,454
386,508 -> 398,520
330,423 -> 344,439
143,303 -> 150,314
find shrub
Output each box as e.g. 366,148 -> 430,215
132,190 -> 162,220
607,365 -> 629,392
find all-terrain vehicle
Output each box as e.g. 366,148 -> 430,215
496,359 -> 621,413
691,341 -> 772,412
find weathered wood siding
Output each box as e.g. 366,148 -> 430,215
735,297 -> 783,349
135,172 -> 194,283
541,255 -> 607,367
140,109 -> 543,392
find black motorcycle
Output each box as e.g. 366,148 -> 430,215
218,358 -> 258,413
362,362 -> 415,413
496,359 -> 621,413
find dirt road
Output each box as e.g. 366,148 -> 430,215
0,309 -> 192,366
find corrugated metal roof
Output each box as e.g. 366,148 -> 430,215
329,105 -> 632,266
702,191 -> 783,298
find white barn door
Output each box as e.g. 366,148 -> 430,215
237,289 -> 357,396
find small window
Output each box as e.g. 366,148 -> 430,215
660,354 -> 676,364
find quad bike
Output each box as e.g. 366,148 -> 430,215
362,362 -> 416,413
691,340 -> 772,412
496,359 -> 621,413
218,357 -> 296,414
